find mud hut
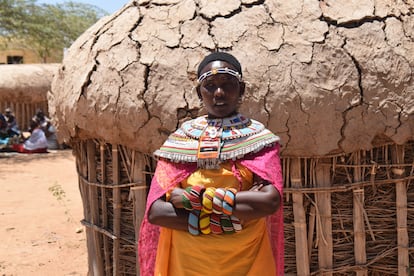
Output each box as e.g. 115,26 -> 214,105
49,0 -> 414,275
0,63 -> 59,131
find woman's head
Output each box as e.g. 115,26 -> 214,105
29,118 -> 40,131
196,52 -> 245,119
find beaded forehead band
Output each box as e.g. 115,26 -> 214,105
197,67 -> 242,84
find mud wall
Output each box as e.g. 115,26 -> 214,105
49,0 -> 414,156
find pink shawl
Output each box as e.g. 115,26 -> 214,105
138,144 -> 284,275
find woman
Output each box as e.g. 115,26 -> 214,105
12,119 -> 48,153
4,108 -> 20,137
0,113 -> 9,149
138,52 -> 284,275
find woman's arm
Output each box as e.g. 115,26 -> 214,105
232,180 -> 281,221
147,189 -> 189,231
148,175 -> 281,230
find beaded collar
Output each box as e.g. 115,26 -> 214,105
154,113 -> 279,168
181,113 -> 259,141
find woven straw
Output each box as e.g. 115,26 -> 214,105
73,138 -> 414,275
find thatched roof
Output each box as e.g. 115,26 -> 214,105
0,63 -> 59,102
49,0 -> 414,156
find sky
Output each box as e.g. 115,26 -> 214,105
37,0 -> 130,14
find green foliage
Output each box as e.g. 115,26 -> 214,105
48,182 -> 66,201
0,0 -> 35,36
0,0 -> 108,62
48,182 -> 75,222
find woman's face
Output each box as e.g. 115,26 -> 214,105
198,61 -> 244,119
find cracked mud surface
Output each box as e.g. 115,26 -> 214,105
49,0 -> 414,156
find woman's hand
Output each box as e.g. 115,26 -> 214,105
168,187 -> 185,209
249,183 -> 264,191
232,175 -> 281,221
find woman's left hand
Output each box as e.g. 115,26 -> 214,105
169,187 -> 185,209
232,176 -> 281,221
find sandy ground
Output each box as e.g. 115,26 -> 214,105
0,150 -> 88,276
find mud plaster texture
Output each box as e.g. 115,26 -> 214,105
49,0 -> 414,157
0,64 -> 59,102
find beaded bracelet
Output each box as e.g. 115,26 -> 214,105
220,214 -> 235,234
182,186 -> 193,211
230,215 -> 242,232
187,186 -> 241,235
202,187 -> 216,214
222,188 -> 236,216
210,212 -> 223,234
188,185 -> 205,211
184,185 -> 206,235
188,210 -> 201,235
212,188 -> 226,214
199,210 -> 211,234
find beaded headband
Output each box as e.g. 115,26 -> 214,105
197,67 -> 242,84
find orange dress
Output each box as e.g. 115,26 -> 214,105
154,162 -> 276,276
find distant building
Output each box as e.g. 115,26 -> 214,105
0,37 -> 62,64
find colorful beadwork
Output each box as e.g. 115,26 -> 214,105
188,185 -> 205,211
197,67 -> 242,83
153,113 -> 280,169
222,188 -> 236,216
202,187 -> 216,214
220,214 -> 235,234
182,186 -> 193,211
199,210 -> 211,235
212,188 -> 226,214
210,212 -> 223,234
188,210 -> 201,235
230,215 -> 242,232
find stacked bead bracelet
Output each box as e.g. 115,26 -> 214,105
183,185 -> 205,235
222,188 -> 236,215
199,187 -> 215,234
182,185 -> 242,235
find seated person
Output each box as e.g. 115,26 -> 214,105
12,119 -> 48,153
32,109 -> 49,129
0,113 -> 7,136
4,108 -> 20,137
45,122 -> 59,150
32,109 -> 59,149
0,113 -> 9,149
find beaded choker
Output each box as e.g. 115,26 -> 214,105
153,113 -> 280,168
197,67 -> 242,83
183,114 -> 253,141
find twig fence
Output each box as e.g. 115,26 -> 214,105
72,138 -> 414,275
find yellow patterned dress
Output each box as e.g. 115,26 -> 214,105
154,162 -> 276,276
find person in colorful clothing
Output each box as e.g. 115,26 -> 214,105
138,52 -> 284,275
12,118 -> 48,153
4,108 -> 20,137
0,113 -> 9,149
32,109 -> 59,149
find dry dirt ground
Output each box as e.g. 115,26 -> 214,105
0,149 -> 88,275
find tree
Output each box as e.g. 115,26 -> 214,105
0,0 -> 108,62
